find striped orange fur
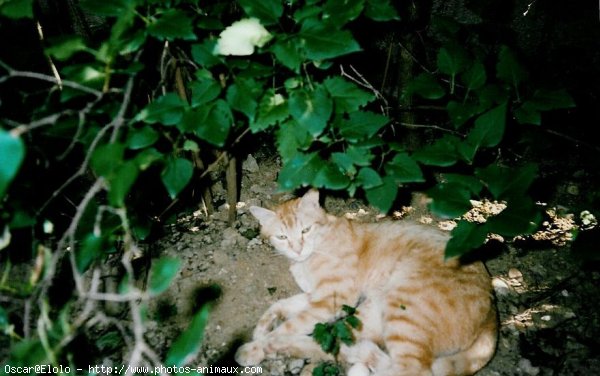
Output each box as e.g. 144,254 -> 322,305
235,190 -> 497,376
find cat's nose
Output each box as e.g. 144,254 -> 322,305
291,243 -> 302,254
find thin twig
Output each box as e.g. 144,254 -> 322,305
398,121 -> 464,136
0,62 -> 102,97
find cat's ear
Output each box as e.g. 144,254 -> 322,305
299,189 -> 320,211
249,206 -> 277,225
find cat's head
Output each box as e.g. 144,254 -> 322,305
249,190 -> 327,262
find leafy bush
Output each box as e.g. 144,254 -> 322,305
0,0 -> 578,372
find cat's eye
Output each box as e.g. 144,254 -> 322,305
275,234 -> 287,240
301,226 -> 312,234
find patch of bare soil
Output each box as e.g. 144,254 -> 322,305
148,154 -> 600,376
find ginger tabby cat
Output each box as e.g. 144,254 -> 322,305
235,190 -> 497,376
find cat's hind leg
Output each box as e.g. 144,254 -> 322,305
431,311 -> 497,376
252,293 -> 309,339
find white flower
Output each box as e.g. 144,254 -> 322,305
214,18 -> 272,56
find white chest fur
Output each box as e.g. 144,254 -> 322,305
289,262 -> 314,292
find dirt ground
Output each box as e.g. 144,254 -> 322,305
147,154 -> 600,376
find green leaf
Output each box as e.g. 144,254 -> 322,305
271,38 -> 303,72
514,102 -> 541,125
447,101 -> 480,129
437,44 -> 469,76
252,90 -> 289,132
324,76 -> 374,113
161,157 -> 194,199
299,18 -> 361,61
314,163 -> 350,190
191,39 -> 222,68
527,89 -> 575,111
165,304 -> 211,366
0,0 -> 33,18
333,320 -> 353,345
516,89 -> 576,125
45,36 -> 88,61
475,163 -> 537,200
76,234 -> 103,272
278,152 -> 323,190
496,45 -> 528,87
190,77 -> 221,107
323,0 -> 365,26
365,176 -> 398,213
331,152 -> 356,174
127,126 -> 159,150
441,173 -> 484,195
345,315 -> 361,329
147,9 -> 196,40
180,106 -> 210,133
90,143 -> 125,177
136,93 -> 185,126
467,103 -> 507,149
486,197 -> 540,237
356,167 -> 383,189
461,61 -> 487,91
338,111 -> 389,141
195,99 -> 233,146
134,147 -> 163,170
149,257 -> 181,294
384,153 -> 425,183
346,145 -> 373,166
404,73 -> 445,100
289,86 -> 333,137
227,78 -> 262,121
412,136 -> 460,167
238,0 -> 283,25
364,0 -> 400,21
108,161 -> 139,207
0,130 -> 25,199
313,323 -> 335,353
427,183 -> 472,218
445,220 -> 488,259
276,120 -> 312,162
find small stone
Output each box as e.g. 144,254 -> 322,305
508,268 -> 523,280
492,277 -> 511,296
561,289 -> 569,297
541,315 -> 551,321
288,359 -> 305,374
242,154 -> 260,172
518,358 -> 540,375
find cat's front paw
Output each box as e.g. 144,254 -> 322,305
252,312 -> 278,339
235,341 -> 266,366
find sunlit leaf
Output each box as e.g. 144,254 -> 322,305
288,86 -> 333,137
165,304 -> 211,366
0,130 -> 25,199
147,9 -> 196,41
238,0 -> 283,25
324,76 -> 374,114
136,94 -> 185,126
149,257 -> 181,294
365,176 -> 398,213
384,153 -> 424,183
427,183 -> 472,218
445,220 -> 488,259
337,111 -> 389,141
299,18 -> 361,60
278,152 -> 323,190
252,90 -> 289,132
127,126 -> 159,150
